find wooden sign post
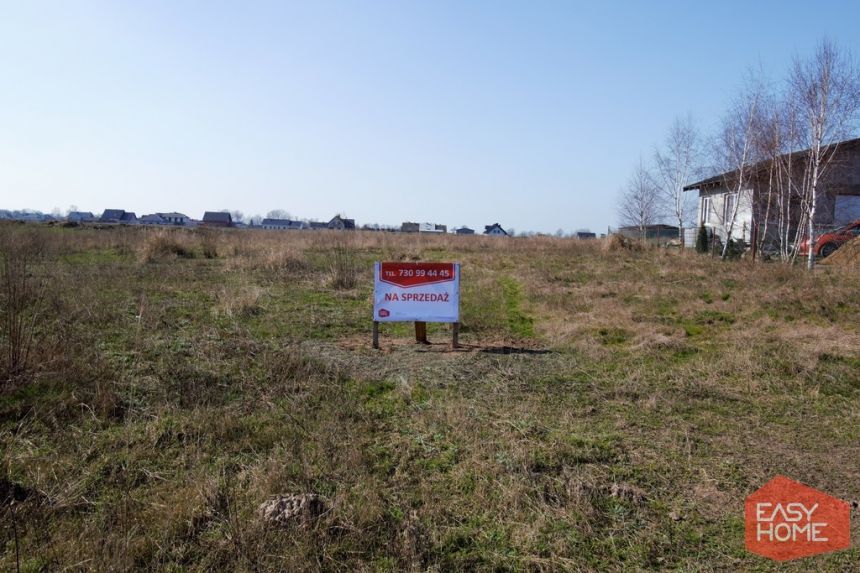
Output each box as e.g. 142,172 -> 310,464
372,262 -> 460,349
414,321 -> 428,344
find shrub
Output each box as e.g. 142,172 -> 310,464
695,224 -> 709,253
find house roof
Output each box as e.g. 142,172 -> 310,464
68,211 -> 95,219
203,211 -> 232,223
157,212 -> 188,219
119,212 -> 137,221
683,137 -> 860,191
329,215 -> 356,229
100,209 -> 126,221
261,218 -> 304,228
140,214 -> 165,223
484,223 -> 507,235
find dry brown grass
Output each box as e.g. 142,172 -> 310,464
212,283 -> 266,318
139,229 -> 197,262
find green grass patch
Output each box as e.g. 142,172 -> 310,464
499,276 -> 535,337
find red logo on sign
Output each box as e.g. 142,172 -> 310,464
379,262 -> 455,288
745,475 -> 850,561
378,308 -> 390,317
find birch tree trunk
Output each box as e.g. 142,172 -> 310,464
789,40 -> 860,270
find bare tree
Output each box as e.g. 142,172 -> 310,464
750,90 -> 811,263
712,74 -> 766,259
221,209 -> 246,224
789,40 -> 860,270
751,95 -> 780,258
618,160 -> 660,240
654,115 -> 701,246
266,209 -> 292,220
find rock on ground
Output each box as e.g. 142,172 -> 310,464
258,493 -> 328,528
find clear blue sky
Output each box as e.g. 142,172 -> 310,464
2,1 -> 859,232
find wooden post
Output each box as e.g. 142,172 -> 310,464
372,321 -> 379,349
452,322 -> 460,349
415,321 -> 428,344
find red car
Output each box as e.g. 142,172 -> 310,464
797,219 -> 860,258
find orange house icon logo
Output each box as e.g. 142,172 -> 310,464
745,475 -> 850,561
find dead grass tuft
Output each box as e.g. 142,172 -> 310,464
326,240 -> 360,289
140,230 -> 196,262
213,284 -> 265,318
603,233 -> 644,252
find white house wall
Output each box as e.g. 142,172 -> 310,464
699,186 -> 753,242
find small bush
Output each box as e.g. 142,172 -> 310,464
695,224 -> 709,253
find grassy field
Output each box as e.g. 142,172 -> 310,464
1,224 -> 859,571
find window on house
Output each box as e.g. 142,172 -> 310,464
701,196 -> 711,224
724,193 -> 736,222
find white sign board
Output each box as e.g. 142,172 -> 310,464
373,262 -> 460,322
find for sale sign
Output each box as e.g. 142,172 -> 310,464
373,262 -> 459,322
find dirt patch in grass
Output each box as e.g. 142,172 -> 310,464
819,236 -> 860,268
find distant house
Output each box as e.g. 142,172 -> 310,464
419,222 -> 447,233
99,209 -> 137,224
455,227 -> 475,235
15,211 -> 50,222
308,221 -> 329,230
261,218 -> 305,230
328,215 -> 355,230
201,211 -> 232,227
157,212 -> 190,225
67,211 -> 95,223
139,213 -> 167,225
401,222 -> 420,233
576,231 -> 596,240
617,224 -> 679,240
484,223 -> 508,236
